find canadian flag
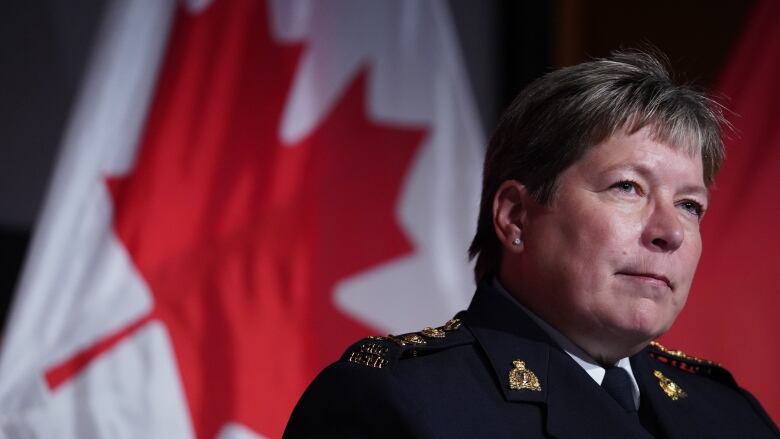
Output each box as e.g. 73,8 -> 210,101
0,0 -> 483,438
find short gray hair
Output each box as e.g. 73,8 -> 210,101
468,48 -> 727,283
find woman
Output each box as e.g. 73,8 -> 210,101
284,49 -> 779,438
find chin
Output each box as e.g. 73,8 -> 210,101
617,303 -> 676,343
596,306 -> 681,362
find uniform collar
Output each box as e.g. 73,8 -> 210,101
463,282 -> 654,439
463,281 -> 553,404
491,278 -> 640,409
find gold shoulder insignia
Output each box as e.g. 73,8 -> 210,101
346,341 -> 389,369
420,318 -> 463,339
421,326 -> 446,338
391,317 -> 464,344
646,340 -> 739,386
649,341 -> 720,368
401,334 -> 427,345
443,318 -> 462,331
344,317 -> 470,368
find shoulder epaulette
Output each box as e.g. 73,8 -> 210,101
648,341 -> 736,386
341,317 -> 473,369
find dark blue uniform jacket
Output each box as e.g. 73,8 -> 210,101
284,283 -> 779,438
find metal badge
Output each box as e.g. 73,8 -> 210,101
347,343 -> 389,369
653,370 -> 687,400
443,318 -> 462,331
649,341 -> 719,366
421,326 -> 446,338
401,334 -> 427,345
508,360 -> 542,391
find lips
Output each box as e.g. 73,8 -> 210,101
616,271 -> 673,289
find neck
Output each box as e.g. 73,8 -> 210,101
495,273 -> 649,364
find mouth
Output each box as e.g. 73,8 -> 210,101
616,271 -> 673,290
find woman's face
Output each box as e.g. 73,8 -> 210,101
514,127 -> 707,357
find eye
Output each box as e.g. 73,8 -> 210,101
678,199 -> 705,218
610,180 -> 641,195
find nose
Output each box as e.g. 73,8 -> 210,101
642,202 -> 684,252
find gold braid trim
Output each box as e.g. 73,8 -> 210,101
649,341 -> 720,367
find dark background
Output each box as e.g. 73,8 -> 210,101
0,0 -> 756,329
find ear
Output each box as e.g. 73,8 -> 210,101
492,180 -> 530,253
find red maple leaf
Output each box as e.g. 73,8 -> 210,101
44,1 -> 426,437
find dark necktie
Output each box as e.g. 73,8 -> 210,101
602,366 -> 637,413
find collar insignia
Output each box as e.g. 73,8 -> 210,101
654,370 -> 687,400
509,360 -> 542,391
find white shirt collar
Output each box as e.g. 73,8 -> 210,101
491,278 -> 640,409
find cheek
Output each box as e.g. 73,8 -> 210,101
677,229 -> 703,282
526,197 -> 643,286
573,212 -> 641,262
547,212 -> 633,290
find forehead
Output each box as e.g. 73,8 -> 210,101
573,127 -> 705,187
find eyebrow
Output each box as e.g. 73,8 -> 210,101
601,163 -> 709,200
677,184 -> 709,200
